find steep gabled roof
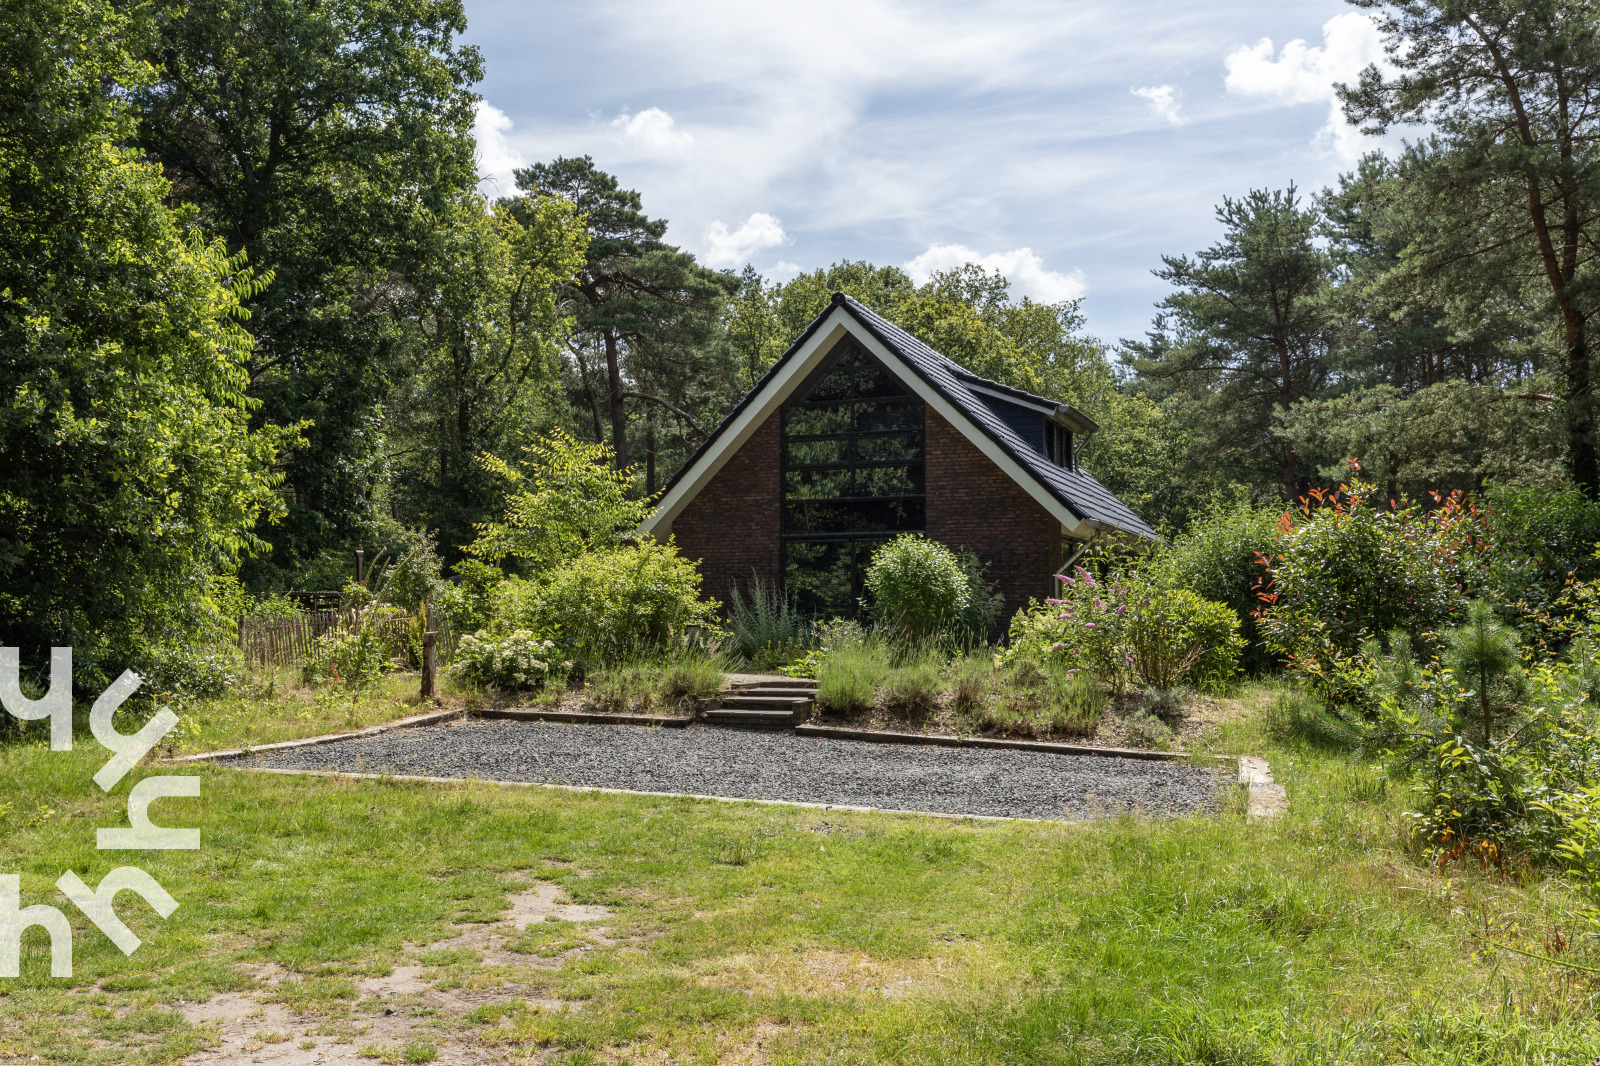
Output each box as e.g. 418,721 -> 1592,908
646,293 -> 1156,542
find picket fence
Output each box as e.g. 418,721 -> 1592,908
239,606 -> 455,669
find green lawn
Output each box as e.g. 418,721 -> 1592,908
1,684 -> 1597,1064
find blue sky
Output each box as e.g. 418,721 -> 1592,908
462,0 -> 1397,345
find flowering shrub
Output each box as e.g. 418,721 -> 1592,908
1006,556 -> 1241,693
1255,473 -> 1477,701
452,630 -> 570,691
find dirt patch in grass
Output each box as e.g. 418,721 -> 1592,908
179,883 -> 608,1064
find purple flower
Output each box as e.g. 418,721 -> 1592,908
1045,597 -> 1064,605
1050,642 -> 1065,651
1083,622 -> 1096,629
1093,597 -> 1104,611
1116,604 -> 1127,616
1066,668 -> 1078,676
1124,655 -> 1134,664
1074,565 -> 1097,588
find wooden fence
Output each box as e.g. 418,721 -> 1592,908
239,606 -> 455,670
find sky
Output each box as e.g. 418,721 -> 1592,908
462,0 -> 1402,346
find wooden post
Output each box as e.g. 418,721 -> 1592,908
421,631 -> 437,700
356,548 -> 365,583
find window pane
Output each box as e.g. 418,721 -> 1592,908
784,438 -> 848,466
785,498 -> 924,534
783,468 -> 852,499
784,540 -> 856,618
853,464 -> 923,497
852,359 -> 903,399
785,405 -> 853,436
855,434 -> 922,462
854,401 -> 922,432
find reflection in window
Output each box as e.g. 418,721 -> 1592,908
780,336 -> 925,618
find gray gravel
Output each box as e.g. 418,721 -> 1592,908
245,720 -> 1222,822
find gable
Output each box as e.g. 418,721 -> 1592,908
644,297 -> 1156,542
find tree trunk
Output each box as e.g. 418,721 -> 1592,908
645,417 -> 657,496
573,346 -> 607,444
1563,308 -> 1598,496
604,329 -> 629,468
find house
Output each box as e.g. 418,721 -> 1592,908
642,293 -> 1157,622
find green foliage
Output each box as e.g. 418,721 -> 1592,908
1279,381 -> 1566,502
1478,481 -> 1600,630
304,626 -> 392,688
864,534 -> 970,641
1442,600 -> 1524,745
728,572 -> 810,669
514,541 -> 719,671
376,525 -> 446,612
1006,554 -> 1241,694
451,631 -> 569,692
131,0 -> 485,571
386,192 -> 589,552
1157,495 -> 1281,670
0,0 -> 291,684
514,156 -> 741,474
466,431 -> 651,573
1257,477 -> 1471,700
1123,186 -> 1333,497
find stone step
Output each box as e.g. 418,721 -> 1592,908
717,695 -> 812,712
703,708 -> 808,730
728,680 -> 817,693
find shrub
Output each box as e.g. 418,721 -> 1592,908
864,534 -> 970,641
522,541 -> 720,671
1478,481 -> 1600,631
882,661 -> 941,719
1125,587 -> 1243,692
951,548 -> 1005,646
1045,667 -> 1107,735
451,630 -> 569,692
1005,555 -> 1241,694
729,571 -> 809,668
304,626 -> 391,687
1157,497 -> 1281,671
1123,709 -> 1174,750
1257,478 -> 1471,699
816,642 -> 889,715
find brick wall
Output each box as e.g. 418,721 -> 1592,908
669,412 -> 782,612
924,405 -> 1063,625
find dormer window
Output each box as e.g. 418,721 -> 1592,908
1045,421 -> 1073,469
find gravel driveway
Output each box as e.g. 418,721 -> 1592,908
245,719 -> 1222,822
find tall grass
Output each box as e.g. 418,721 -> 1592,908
816,641 -> 891,715
882,660 -> 942,720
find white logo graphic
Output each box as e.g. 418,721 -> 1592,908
0,648 -> 194,977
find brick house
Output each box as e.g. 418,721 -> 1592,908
642,293 -> 1156,622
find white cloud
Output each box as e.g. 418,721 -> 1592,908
472,100 -> 525,197
1132,84 -> 1183,125
904,244 -> 1086,304
1224,13 -> 1389,162
611,107 -> 693,153
703,212 -> 789,268
768,260 -> 804,283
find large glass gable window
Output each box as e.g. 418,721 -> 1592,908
781,336 -> 924,618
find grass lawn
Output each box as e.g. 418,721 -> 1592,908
2,683 -> 1598,1064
